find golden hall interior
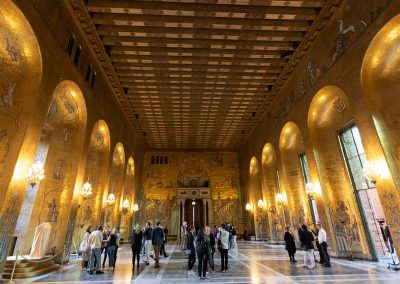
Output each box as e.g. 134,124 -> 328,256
2,0 -> 400,282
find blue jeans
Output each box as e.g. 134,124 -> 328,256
89,248 -> 101,272
107,245 -> 116,268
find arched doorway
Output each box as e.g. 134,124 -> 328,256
261,143 -> 281,241
0,0 -> 42,264
248,157 -> 268,240
279,122 -> 313,241
361,13 -> 400,256
120,156 -> 134,242
74,120 -> 110,245
103,142 -> 125,228
13,80 -> 87,256
308,86 -> 388,260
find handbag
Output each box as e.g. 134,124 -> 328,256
217,239 -> 222,250
79,240 -> 87,252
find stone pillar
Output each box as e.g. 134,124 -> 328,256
203,199 -> 207,226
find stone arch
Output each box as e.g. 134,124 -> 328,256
361,13 -> 400,255
0,0 -> 43,265
279,122 -> 312,235
103,142 -> 125,228
261,143 -> 283,241
15,80 -> 88,255
308,86 -> 370,257
0,0 -> 43,188
75,120 -> 111,244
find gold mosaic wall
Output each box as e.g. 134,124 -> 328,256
141,151 -> 242,235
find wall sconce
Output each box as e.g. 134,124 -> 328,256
275,193 -> 284,205
305,182 -> 315,197
132,203 -> 139,212
106,192 -> 116,206
257,199 -> 267,209
122,198 -> 130,209
26,161 -> 45,187
363,161 -> 379,184
80,182 -> 93,199
245,203 -> 252,211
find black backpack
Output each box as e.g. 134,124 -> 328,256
196,237 -> 207,254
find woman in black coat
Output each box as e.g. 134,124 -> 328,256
284,226 -> 297,263
131,225 -> 143,270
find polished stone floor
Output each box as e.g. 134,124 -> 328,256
15,241 -> 400,283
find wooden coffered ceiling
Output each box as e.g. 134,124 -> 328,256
71,0 -> 339,149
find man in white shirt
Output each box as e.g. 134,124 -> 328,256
88,226 -> 104,274
316,223 -> 331,267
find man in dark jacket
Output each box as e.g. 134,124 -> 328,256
160,224 -> 169,258
151,221 -> 165,268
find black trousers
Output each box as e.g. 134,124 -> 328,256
114,246 -> 119,266
220,249 -> 228,271
102,247 -> 108,267
132,246 -> 141,267
197,252 -> 207,277
160,241 -> 167,256
188,250 -> 196,270
320,241 -> 330,265
316,241 -> 325,263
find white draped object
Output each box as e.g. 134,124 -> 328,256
29,222 -> 52,259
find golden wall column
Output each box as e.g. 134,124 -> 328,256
361,13 -> 400,255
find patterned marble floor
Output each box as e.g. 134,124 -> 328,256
14,241 -> 400,283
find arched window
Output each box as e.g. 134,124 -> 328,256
160,156 -> 164,164
151,156 -> 154,164
155,156 -> 159,164
165,156 -> 168,164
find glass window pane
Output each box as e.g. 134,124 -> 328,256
341,130 -> 359,160
351,126 -> 365,155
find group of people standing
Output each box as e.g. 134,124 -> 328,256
130,221 -> 169,270
182,222 -> 235,280
80,226 -> 120,275
284,222 -> 331,269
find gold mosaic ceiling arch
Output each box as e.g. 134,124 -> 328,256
262,143 -> 276,167
126,156 -> 135,176
279,121 -> 303,151
307,85 -> 349,130
249,156 -> 259,176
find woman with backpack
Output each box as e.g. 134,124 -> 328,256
205,226 -> 215,272
196,228 -> 208,279
186,225 -> 196,275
